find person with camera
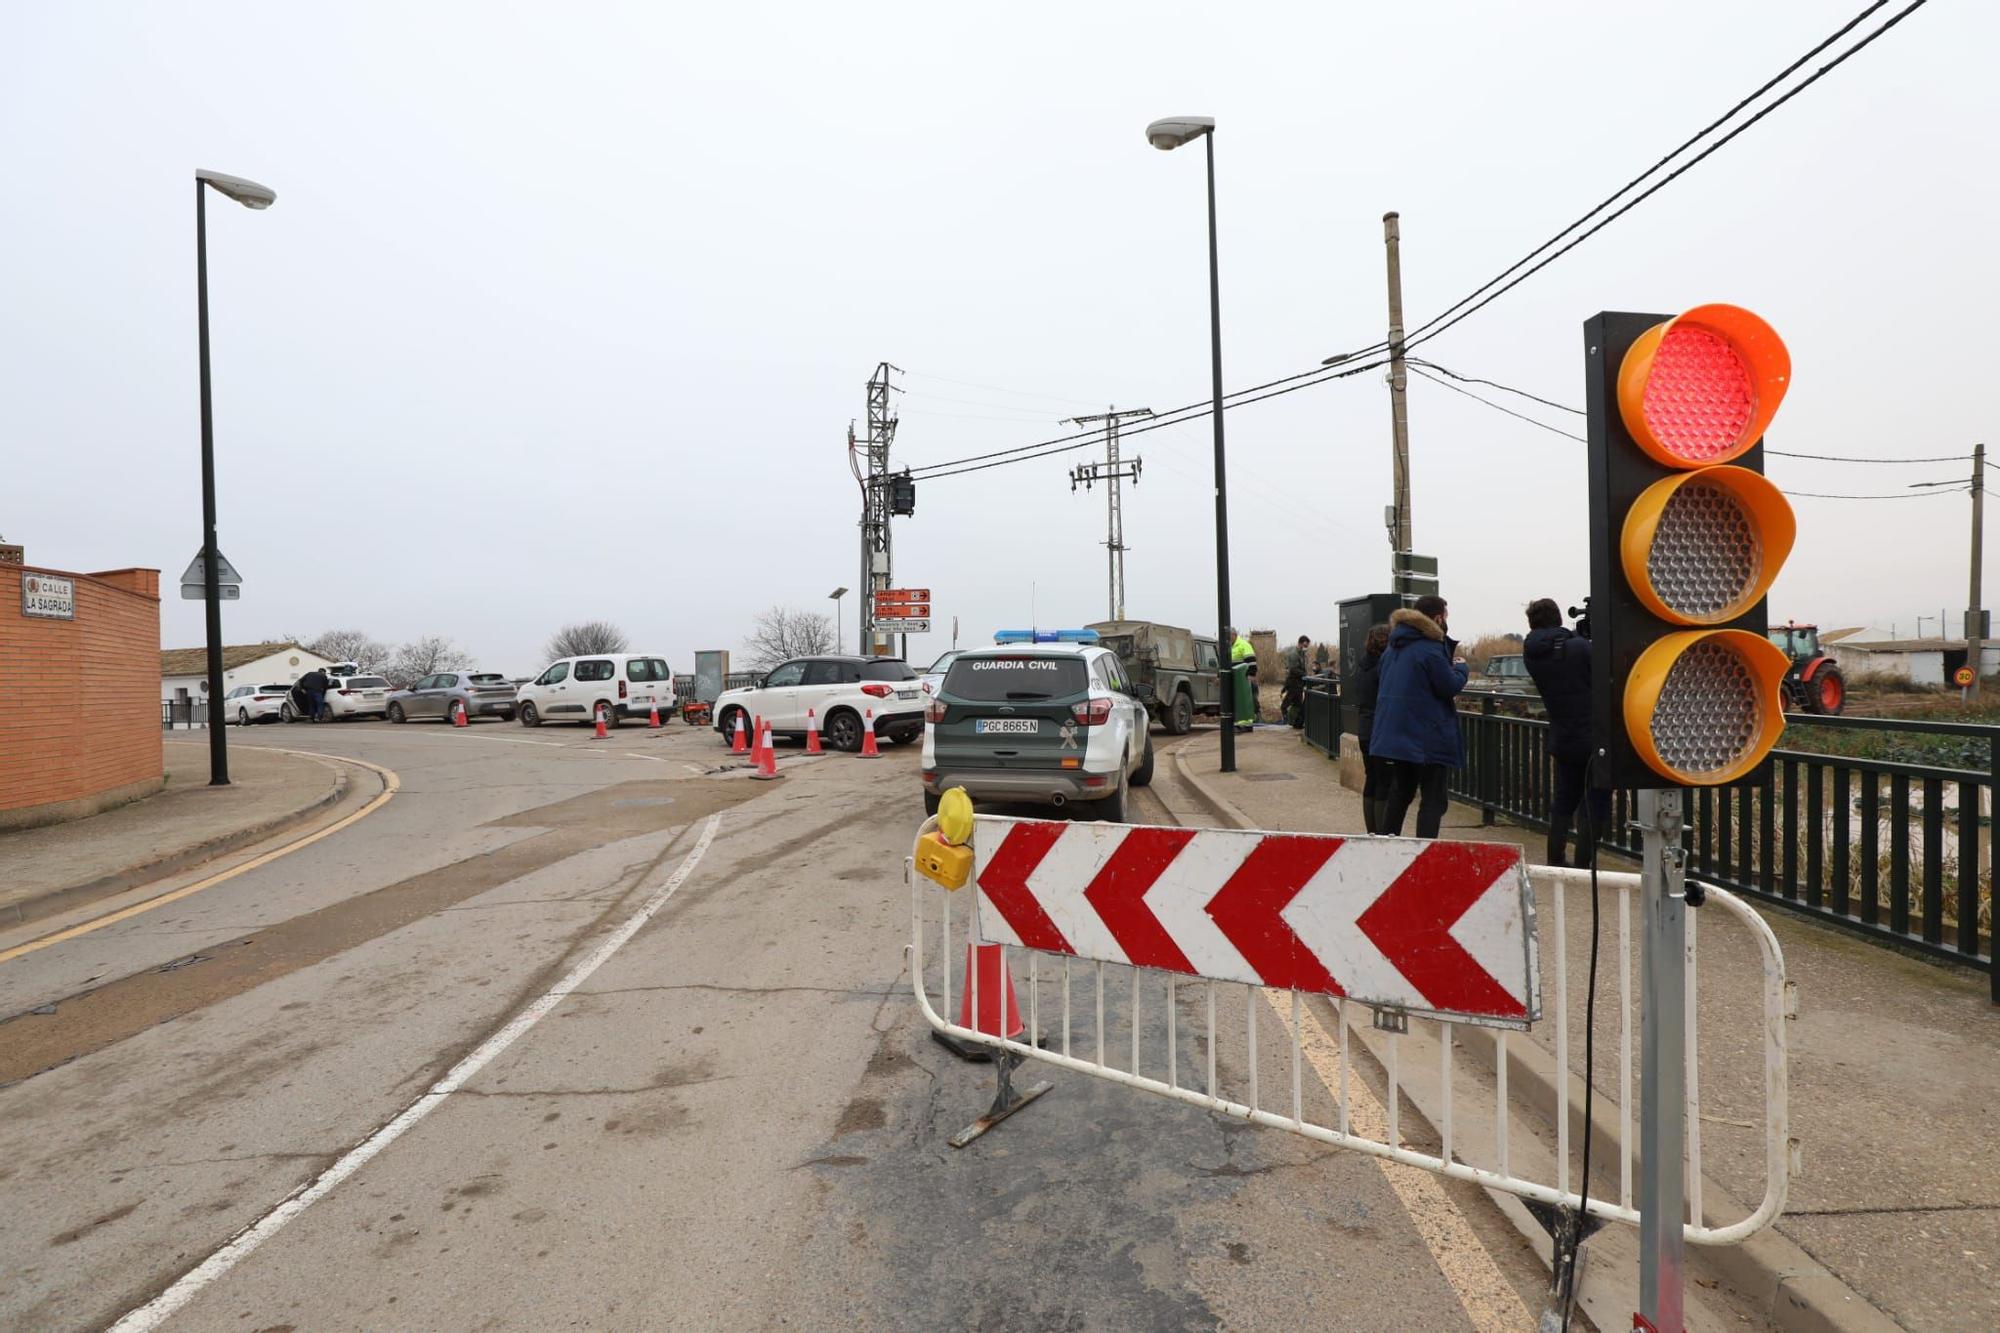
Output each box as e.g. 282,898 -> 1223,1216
1522,597 -> 1610,867
1371,595 -> 1467,839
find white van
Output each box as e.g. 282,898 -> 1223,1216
516,653 -> 675,728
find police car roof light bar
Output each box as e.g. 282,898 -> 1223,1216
992,629 -> 1101,644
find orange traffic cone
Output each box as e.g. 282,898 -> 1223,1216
451,699 -> 468,728
858,708 -> 881,758
805,708 -> 823,755
751,715 -> 768,762
593,705 -> 609,740
648,700 -> 661,729
730,713 -> 748,753
751,720 -> 780,780
958,943 -> 1024,1040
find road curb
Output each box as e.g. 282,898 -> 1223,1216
1168,735 -> 1902,1333
0,759 -> 351,932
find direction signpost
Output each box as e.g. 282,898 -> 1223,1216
1392,551 -> 1438,603
872,587 -> 932,635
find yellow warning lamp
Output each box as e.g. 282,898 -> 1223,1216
1588,303 -> 1798,787
914,787 -> 976,890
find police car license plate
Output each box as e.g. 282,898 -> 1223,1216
896,689 -> 917,700
975,719 -> 1038,734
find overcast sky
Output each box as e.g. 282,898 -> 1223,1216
5,2 -> 1993,675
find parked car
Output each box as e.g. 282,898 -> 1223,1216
712,656 -> 924,751
921,640 -> 1152,820
323,674 -> 392,721
387,671 -> 519,724
516,654 -> 675,728
1088,620 -> 1222,734
223,683 -> 292,725
919,649 -> 966,698
1475,653 -> 1538,696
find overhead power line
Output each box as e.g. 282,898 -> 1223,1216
1408,365 -> 1587,442
1409,359 -> 1585,415
1402,0 -> 1929,354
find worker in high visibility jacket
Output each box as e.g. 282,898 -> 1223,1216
1229,629 -> 1257,732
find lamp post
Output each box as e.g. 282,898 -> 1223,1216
1146,115 -> 1235,772
830,586 -> 849,651
195,169 -> 276,786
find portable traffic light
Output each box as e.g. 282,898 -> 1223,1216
1586,306 -> 1796,787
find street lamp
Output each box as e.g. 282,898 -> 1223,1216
830,586 -> 849,651
195,168 -> 275,786
1145,115 -> 1236,772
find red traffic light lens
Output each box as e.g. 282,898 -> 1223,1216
1617,304 -> 1790,468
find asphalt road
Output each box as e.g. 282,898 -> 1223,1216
0,717 -> 1551,1331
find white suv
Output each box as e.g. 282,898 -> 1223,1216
323,675 -> 392,721
712,656 -> 924,751
517,654 -> 675,728
223,683 -> 291,725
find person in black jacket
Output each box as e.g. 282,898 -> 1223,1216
1522,597 -> 1609,866
1352,623 -> 1391,833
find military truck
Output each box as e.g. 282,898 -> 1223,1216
1088,620 -> 1223,734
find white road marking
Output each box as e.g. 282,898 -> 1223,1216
108,813 -> 724,1332
1280,993 -> 1532,1333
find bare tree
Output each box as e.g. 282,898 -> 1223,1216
742,605 -> 836,670
544,620 -> 629,660
386,635 -> 473,686
296,628 -> 392,672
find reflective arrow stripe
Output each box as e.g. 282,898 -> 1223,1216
1082,827 -> 1198,971
1358,843 -> 1528,1020
1204,835 -> 1346,995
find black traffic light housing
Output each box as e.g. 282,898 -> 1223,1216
1584,311 -> 1771,791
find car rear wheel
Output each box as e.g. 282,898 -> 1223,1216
923,790 -> 941,817
597,702 -> 620,730
280,702 -> 298,723
519,702 -> 541,727
237,708 -> 250,727
825,709 -> 862,753
1132,733 -> 1155,788
1168,690 -> 1193,736
1092,773 -> 1128,823
388,702 -> 406,724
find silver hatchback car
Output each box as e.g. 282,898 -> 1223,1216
387,671 -> 519,724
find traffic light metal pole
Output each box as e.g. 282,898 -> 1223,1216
1204,131 -> 1235,774
195,179 -> 229,787
1637,788 -> 1688,1331
1967,443 -> 1985,702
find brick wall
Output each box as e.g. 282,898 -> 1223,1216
0,564 -> 163,821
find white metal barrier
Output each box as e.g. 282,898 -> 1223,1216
910,854 -> 1793,1246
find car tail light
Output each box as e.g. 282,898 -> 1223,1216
861,682 -> 894,698
337,688 -> 352,696
925,698 -> 947,724
1072,696 -> 1112,726
619,680 -> 628,699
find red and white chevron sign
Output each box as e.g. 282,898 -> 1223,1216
970,816 -> 1539,1027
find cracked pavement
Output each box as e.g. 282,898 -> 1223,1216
0,720 -> 1546,1330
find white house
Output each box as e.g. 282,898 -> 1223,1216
161,641 -> 337,706
1824,636 -> 2000,687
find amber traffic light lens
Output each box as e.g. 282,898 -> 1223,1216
1621,466 -> 1795,625
1624,629 -> 1790,785
1617,304 -> 1791,468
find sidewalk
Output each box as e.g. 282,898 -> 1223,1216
0,739 -> 346,928
1172,726 -> 1999,1333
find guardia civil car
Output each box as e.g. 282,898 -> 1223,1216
921,631 -> 1153,821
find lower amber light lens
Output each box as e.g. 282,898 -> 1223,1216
1624,629 -> 1790,785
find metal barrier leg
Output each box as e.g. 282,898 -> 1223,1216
947,1049 -> 1052,1148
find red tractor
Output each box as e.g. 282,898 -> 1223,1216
1769,622 -> 1845,715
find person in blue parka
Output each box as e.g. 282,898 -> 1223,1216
1370,594 -> 1467,838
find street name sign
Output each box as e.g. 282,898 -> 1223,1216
21,572 -> 75,619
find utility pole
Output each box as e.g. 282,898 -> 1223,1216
856,363 -> 900,655
1383,211 -> 1413,574
1969,442 -> 1986,700
1068,407 -> 1152,621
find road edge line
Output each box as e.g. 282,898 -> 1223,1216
0,749 -> 400,965
106,811 -> 722,1333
